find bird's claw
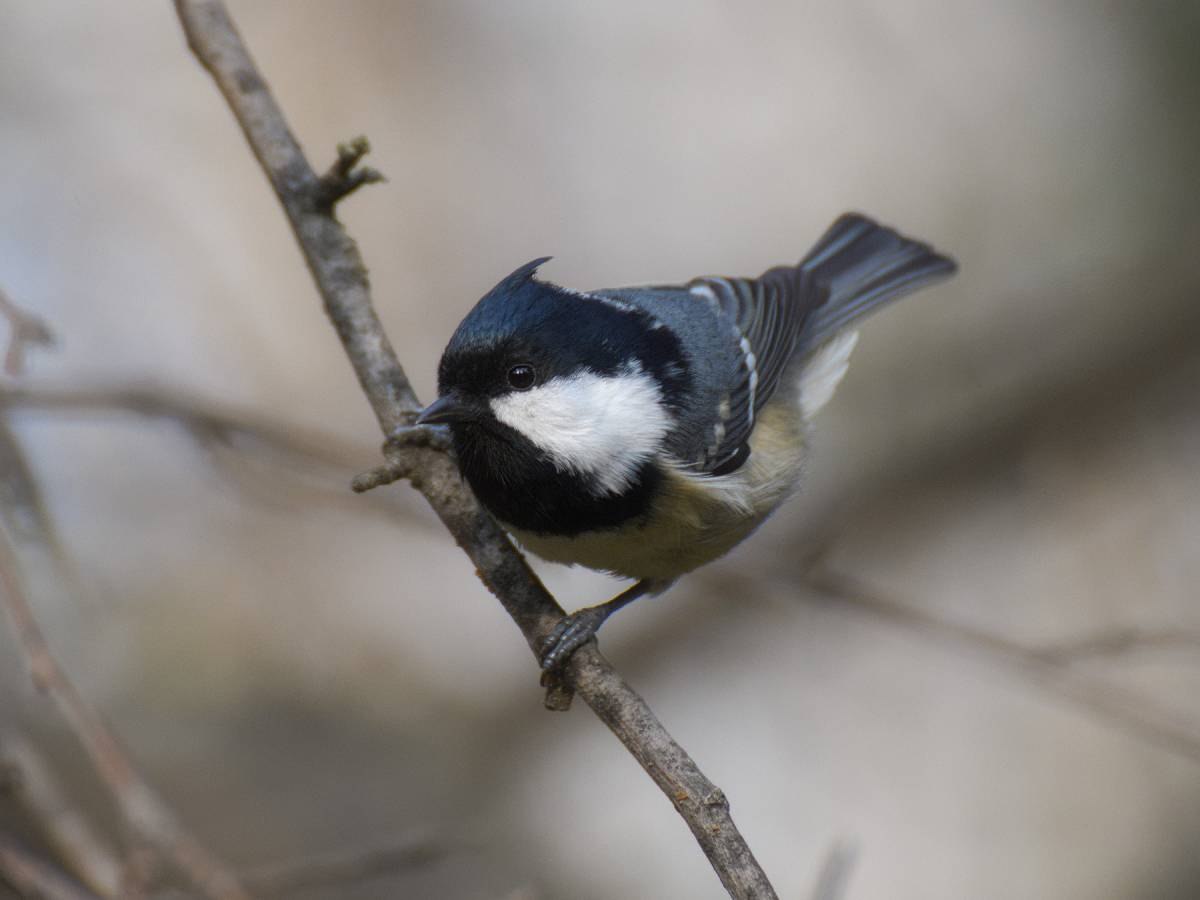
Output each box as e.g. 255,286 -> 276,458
539,608 -> 609,670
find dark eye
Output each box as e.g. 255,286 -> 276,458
507,364 -> 536,391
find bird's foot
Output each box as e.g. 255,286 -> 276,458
539,606 -> 612,671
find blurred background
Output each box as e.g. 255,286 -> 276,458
1,1 -> 1199,898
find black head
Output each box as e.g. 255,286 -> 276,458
420,259 -> 691,536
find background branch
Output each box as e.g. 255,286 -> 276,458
1031,626 -> 1200,664
0,525 -> 251,900
806,568 -> 1200,764
0,384 -> 364,465
242,830 -> 450,897
0,288 -> 53,378
0,834 -> 103,900
0,382 -> 449,531
173,1 -> 778,896
1,734 -> 122,897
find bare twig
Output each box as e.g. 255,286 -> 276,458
807,568 -> 1200,764
243,830 -> 449,896
0,734 -> 122,897
172,2 -> 778,896
352,426 -> 452,492
350,458 -> 408,493
315,136 -> 386,209
0,383 -> 366,467
0,417 -> 60,556
0,383 -> 443,530
0,294 -> 59,556
0,834 -> 105,900
1,733 -> 449,898
116,844 -> 159,900
0,288 -> 54,378
1032,626 -> 1200,664
0,528 -> 252,900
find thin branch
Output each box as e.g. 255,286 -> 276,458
0,528 -> 251,900
0,384 -> 366,467
242,830 -> 450,896
0,416 -> 60,557
0,835 -> 105,900
2,382 -> 367,507
0,288 -> 54,378
1032,626 -> 1200,665
350,458 -> 408,493
172,2 -> 778,897
315,137 -> 386,209
0,383 -> 443,531
807,568 -> 1200,765
0,293 -> 60,557
1,734 -> 452,897
0,734 -> 123,898
116,844 -> 159,900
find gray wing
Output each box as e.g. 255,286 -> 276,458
684,266 -> 815,474
675,214 -> 957,475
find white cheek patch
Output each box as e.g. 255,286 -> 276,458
490,365 -> 671,496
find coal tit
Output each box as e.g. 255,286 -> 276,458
418,214 -> 956,669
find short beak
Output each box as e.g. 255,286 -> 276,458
416,392 -> 472,426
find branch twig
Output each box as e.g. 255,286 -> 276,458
0,287 -> 54,377
807,568 -> 1200,764
0,383 -> 366,466
1,734 -> 123,897
172,2 -> 777,896
1032,626 -> 1200,664
0,382 -> 447,532
243,830 -> 450,896
0,415 -> 60,556
315,137 -> 386,209
0,835 -> 104,900
0,527 -> 251,900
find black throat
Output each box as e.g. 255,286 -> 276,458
450,422 -> 660,536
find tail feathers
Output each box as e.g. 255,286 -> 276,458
799,213 -> 956,345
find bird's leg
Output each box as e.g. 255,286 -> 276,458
539,579 -> 658,671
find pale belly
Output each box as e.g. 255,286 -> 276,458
508,492 -> 763,581
506,398 -> 808,581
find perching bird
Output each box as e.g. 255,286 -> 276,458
418,214 -> 956,669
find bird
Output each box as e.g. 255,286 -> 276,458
417,213 -> 956,670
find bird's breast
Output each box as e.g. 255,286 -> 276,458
508,396 -> 809,580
